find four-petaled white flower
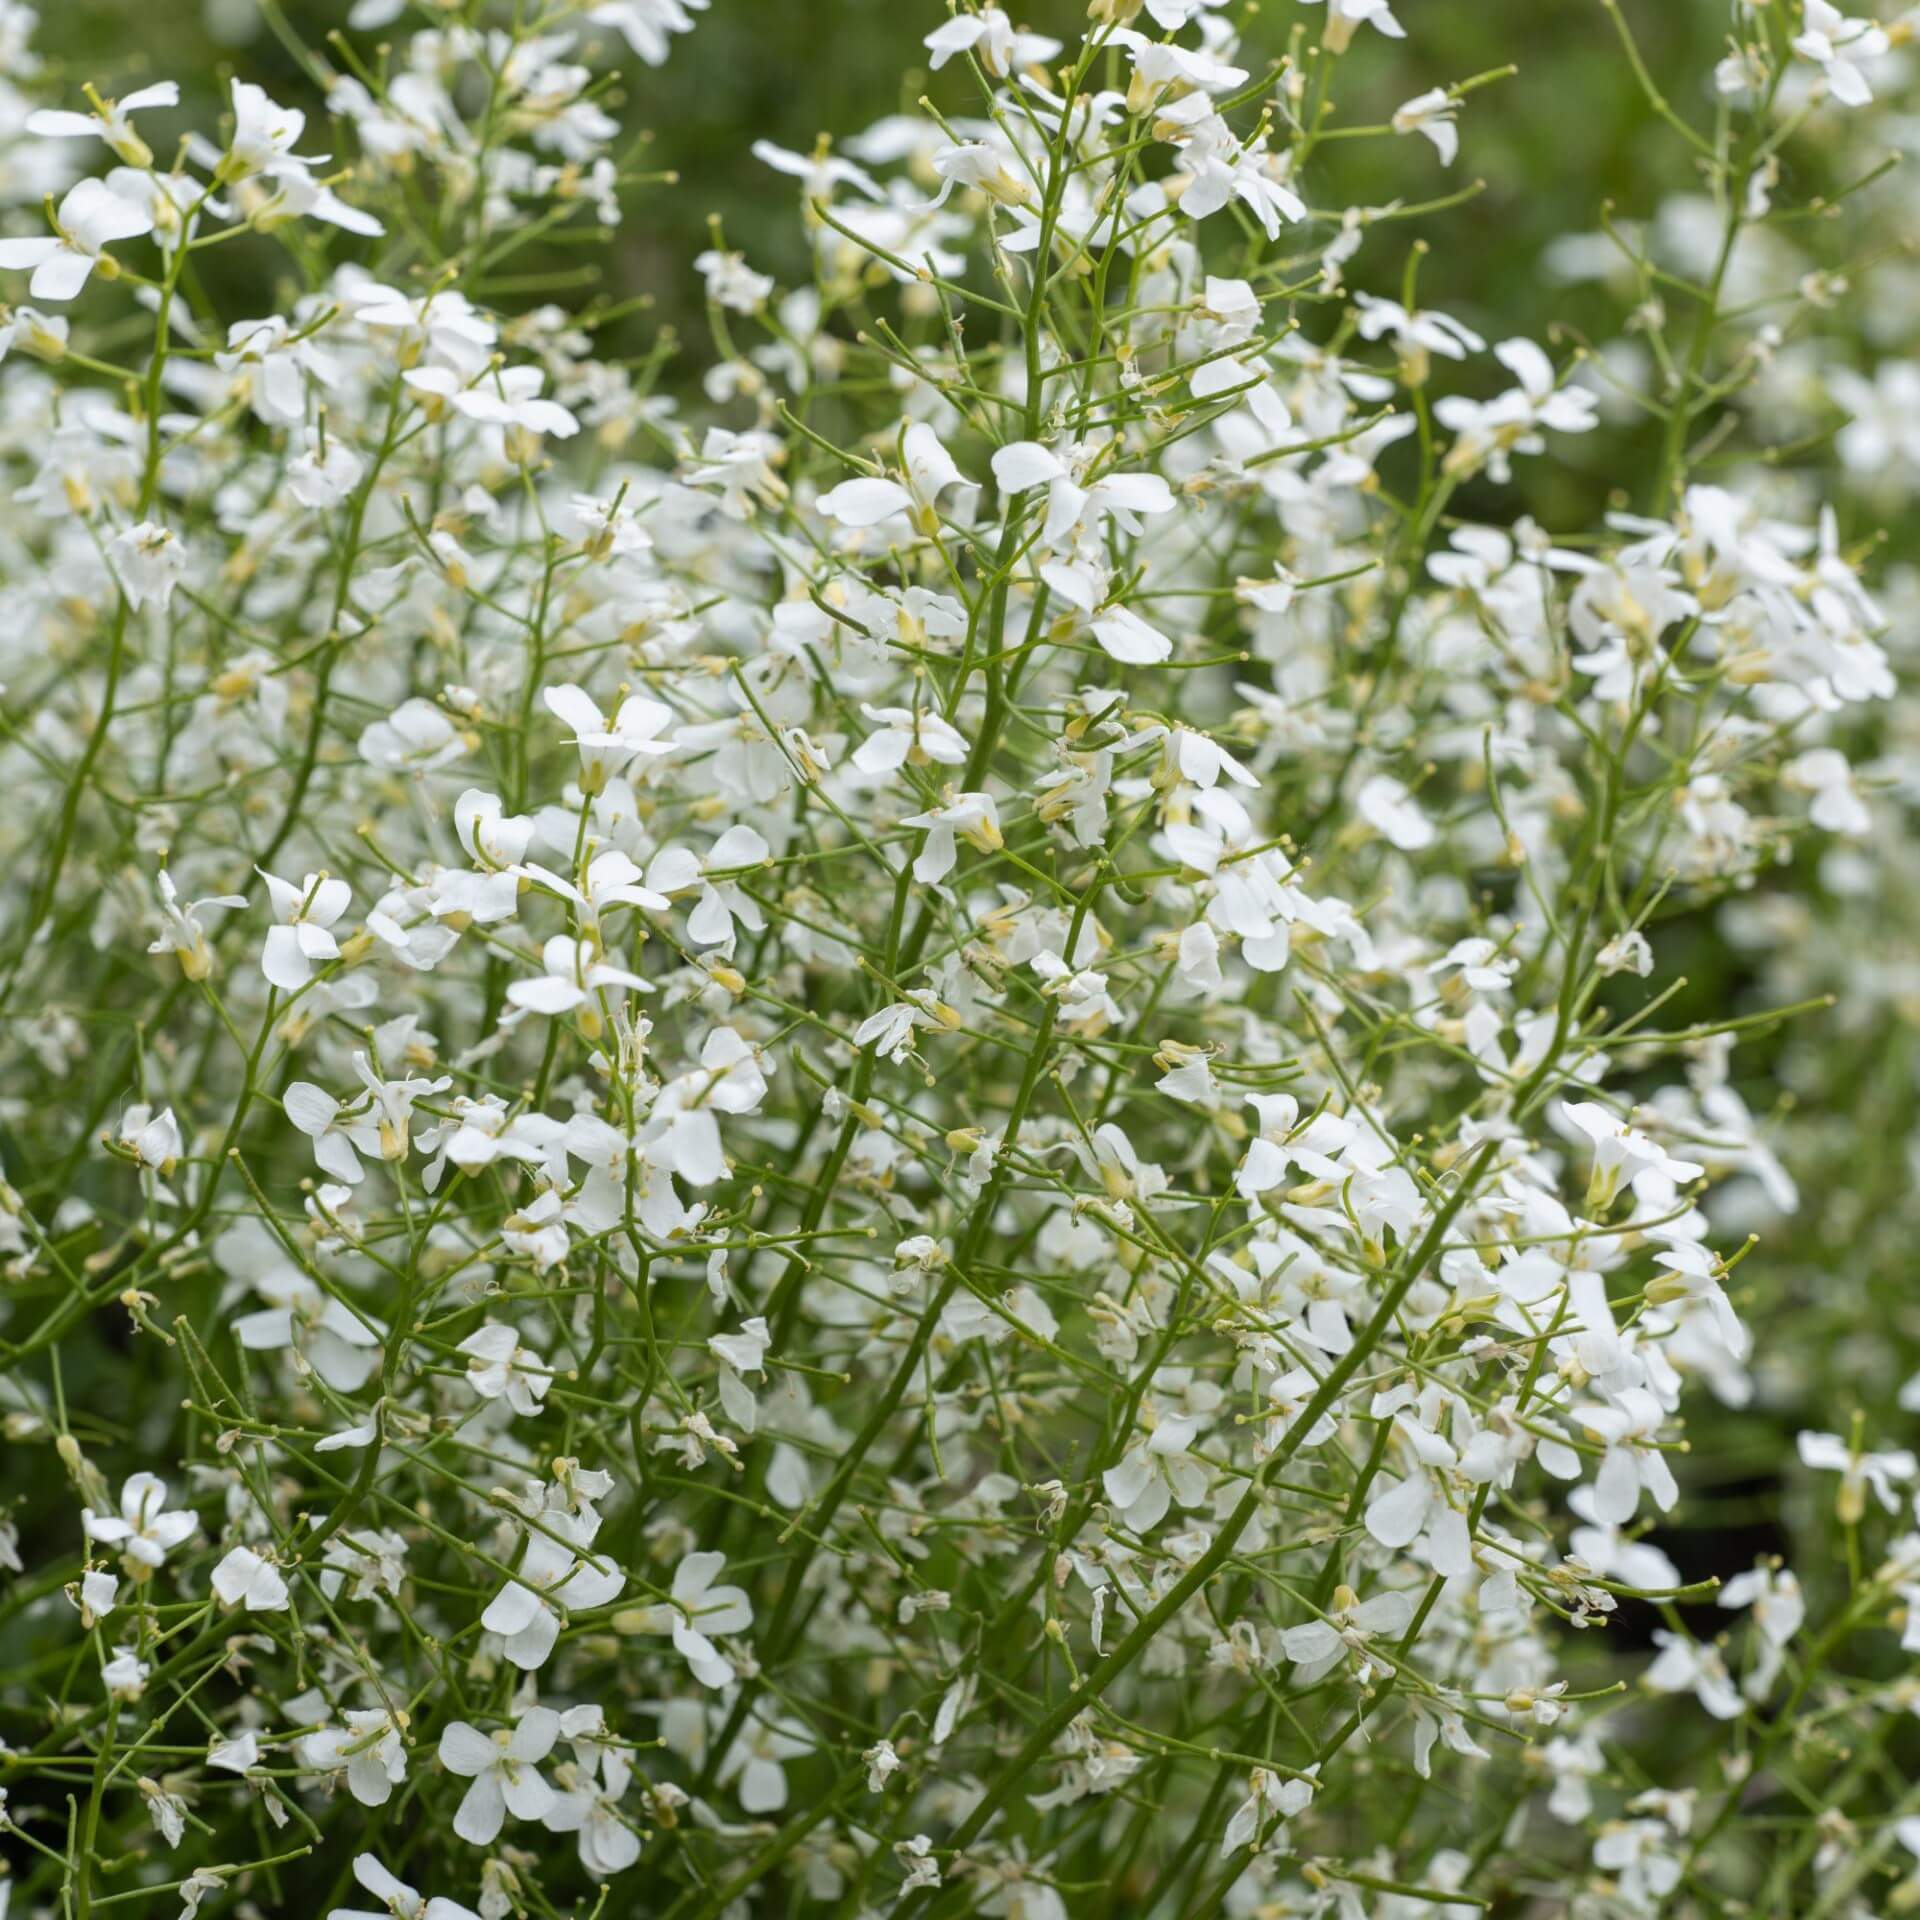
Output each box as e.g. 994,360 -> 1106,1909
542,1704 -> 641,1875
507,934 -> 651,1016
439,1707 -> 563,1846
0,177 -> 155,301
1280,1583 -> 1417,1684
83,1473 -> 197,1573
1792,0 -> 1889,107
1436,338 -> 1599,484
545,683 -> 679,788
620,1550 -> 753,1689
483,1516 -> 625,1670
302,1709 -> 409,1807
851,703 -> 969,779
209,1544 -> 290,1612
457,1320 -> 553,1417
257,868 -> 353,992
1798,1429 -> 1916,1525
1560,1100 -> 1704,1212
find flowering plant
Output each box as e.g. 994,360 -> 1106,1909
0,1 -> 1917,1916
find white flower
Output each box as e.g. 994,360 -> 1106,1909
1173,122 -> 1307,238
1280,1584 -> 1416,1683
359,698 -> 467,773
1643,1630 -> 1743,1720
457,1321 -> 552,1417
210,1545 -> 290,1612
851,703 -> 969,779
455,789 -> 538,871
989,440 -> 1177,548
482,1517 -> 625,1670
817,424 -> 973,532
1161,726 -> 1258,792
587,0 -> 709,66
1436,937 -> 1516,994
1363,1467 -> 1473,1580
352,284 -> 495,367
83,1473 -> 197,1572
1090,606 -> 1174,666
929,139 -> 1035,210
1436,338 -> 1599,483
619,1550 -> 753,1688
507,934 -> 650,1016
228,1251 -> 381,1390
209,1735 -> 259,1774
542,1706 -> 640,1875
1578,1388 -> 1680,1526
287,438 -> 364,508
693,246 -> 774,312
1221,1767 -> 1315,1856
719,1712 -> 813,1812
1103,1415 -> 1208,1533
1110,31 -> 1247,96
1719,1565 -> 1804,1698
141,1780 -> 190,1848
177,1867 -> 228,1919
75,1568 -> 119,1625
897,1834 -> 942,1893
405,364 -> 580,445
520,845 -> 671,931
257,869 -> 353,992
283,1053 -> 450,1186
864,1738 -> 903,1791
855,991 -> 953,1063
225,78 -> 309,175
646,824 -> 769,952
116,1104 -> 183,1174
1357,774 -> 1435,852
900,791 -> 1002,882
148,870 -> 246,981
1391,88 -> 1459,165
107,522 -> 187,611
302,1710 -> 409,1807
817,454 -> 908,535
1791,0 -> 1889,106
438,1708 -> 562,1847
1560,1100 -> 1705,1211
214,314 -> 335,427
1783,747 -> 1869,836
1798,1429 -> 1916,1524
327,1851 -> 481,1920
27,83 -> 180,168
544,683 -> 679,787
0,177 -> 154,301
1354,294 -> 1484,384
1297,0 -> 1404,52
103,1645 -> 151,1701
1596,931 -> 1654,978
923,6 -> 1060,75
709,1314 -> 772,1429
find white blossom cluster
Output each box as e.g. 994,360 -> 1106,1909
0,1 -> 1917,1917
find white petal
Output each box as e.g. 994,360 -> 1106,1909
990,440 -> 1065,491
817,476 -> 912,527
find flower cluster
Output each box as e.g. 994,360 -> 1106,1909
0,2 -> 1917,1917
